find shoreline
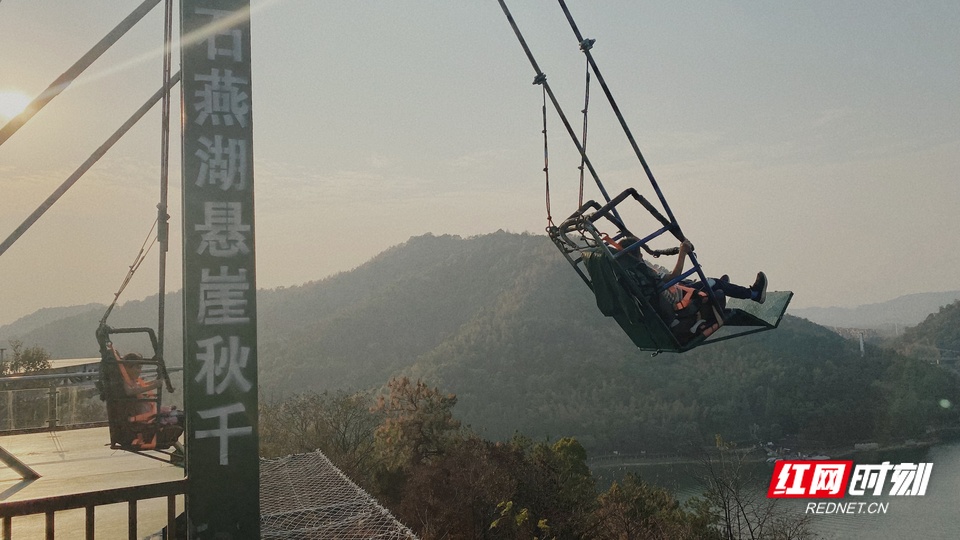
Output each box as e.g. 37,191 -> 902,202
588,437 -> 948,470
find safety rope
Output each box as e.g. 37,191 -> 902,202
99,0 -> 174,362
99,218 -> 159,327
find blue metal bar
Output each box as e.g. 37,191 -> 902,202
612,225 -> 671,259
654,252 -> 727,324
687,252 -> 727,322
658,267 -> 701,291
0,72 -> 181,260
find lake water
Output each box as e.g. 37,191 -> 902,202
591,441 -> 960,539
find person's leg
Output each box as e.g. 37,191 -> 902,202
712,277 -> 753,300
695,273 -> 765,301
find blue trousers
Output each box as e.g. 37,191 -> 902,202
693,276 -> 753,300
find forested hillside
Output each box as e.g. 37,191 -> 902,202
0,303 -> 104,338
4,232 -> 958,454
0,295 -> 182,360
894,300 -> 960,360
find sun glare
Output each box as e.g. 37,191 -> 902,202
0,90 -> 32,121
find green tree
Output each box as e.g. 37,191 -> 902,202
591,474 -> 717,540
535,437 -> 595,536
398,437 -> 521,539
2,340 -> 51,375
373,376 -> 461,468
490,436 -> 597,539
259,390 -> 381,480
490,500 -> 554,540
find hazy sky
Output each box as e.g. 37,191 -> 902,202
1,1 -> 958,327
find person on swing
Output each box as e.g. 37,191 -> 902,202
121,353 -> 183,427
618,235 -> 767,314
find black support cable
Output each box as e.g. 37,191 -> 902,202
156,0 -> 173,360
0,0 -> 163,148
100,219 -> 159,327
0,72 -> 182,259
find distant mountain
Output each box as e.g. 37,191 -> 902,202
789,291 -> 960,331
0,303 -> 105,342
4,232 -> 956,453
257,231 -> 569,395
0,295 -> 182,361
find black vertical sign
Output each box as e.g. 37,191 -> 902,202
181,1 -> 258,537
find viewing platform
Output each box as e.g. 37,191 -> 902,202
0,427 -> 183,539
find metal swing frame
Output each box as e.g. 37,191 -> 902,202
96,325 -> 183,461
501,0 -> 793,353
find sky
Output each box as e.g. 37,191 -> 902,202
0,0 -> 958,327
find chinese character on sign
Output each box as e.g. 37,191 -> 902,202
196,135 -> 247,190
198,266 -> 250,325
194,402 -> 253,465
195,335 -> 253,395
196,201 -> 250,257
193,68 -> 250,127
196,8 -> 244,62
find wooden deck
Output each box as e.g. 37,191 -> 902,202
0,427 -> 183,539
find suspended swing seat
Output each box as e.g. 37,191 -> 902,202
96,325 -> 183,458
496,0 -> 792,353
549,187 -> 793,354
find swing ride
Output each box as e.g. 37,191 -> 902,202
0,2 -> 253,534
0,0 -> 791,466
96,324 -> 183,458
498,0 -> 792,354
0,2 -> 799,536
0,5 -> 796,455
0,0 -> 183,461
